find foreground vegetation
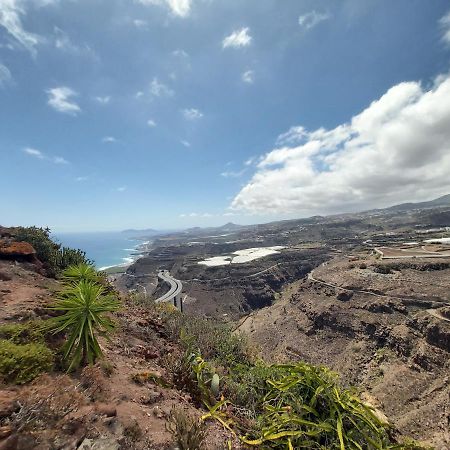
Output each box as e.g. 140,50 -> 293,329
145,303 -> 427,449
0,262 -> 119,384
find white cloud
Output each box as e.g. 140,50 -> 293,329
53,156 -> 68,164
244,156 -> 258,166
75,176 -> 88,182
298,10 -> 330,30
180,140 -> 191,147
102,136 -> 116,143
149,77 -> 174,98
242,70 -> 254,84
137,0 -> 191,18
116,186 -> 127,192
179,212 -> 214,218
23,147 -> 70,164
0,62 -> 12,86
232,75 -> 450,216
147,119 -> 156,127
221,169 -> 245,178
222,27 -> 252,49
133,19 -> 147,28
172,48 -> 189,58
182,108 -> 203,120
95,96 -> 110,104
53,26 -> 96,58
439,10 -> 450,44
0,0 -> 41,55
47,86 -> 81,115
23,147 -> 44,159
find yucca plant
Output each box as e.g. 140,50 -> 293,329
49,280 -> 120,370
62,263 -> 101,284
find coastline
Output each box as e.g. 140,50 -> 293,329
99,240 -> 153,273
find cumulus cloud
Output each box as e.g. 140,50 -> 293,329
182,107 -> 203,120
0,0 -> 41,55
23,147 -> 69,164
298,10 -> 330,30
242,70 -> 254,84
180,140 -> 191,147
137,0 -> 191,18
0,62 -> 12,86
232,75 -> 450,216
147,119 -> 156,127
47,86 -> 81,115
222,27 -> 252,49
440,10 -> 450,44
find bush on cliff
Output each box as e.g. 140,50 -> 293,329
0,339 -> 54,384
15,226 -> 91,275
0,320 -> 49,344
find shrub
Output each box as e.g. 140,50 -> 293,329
163,311 -> 250,368
48,280 -> 120,370
14,226 -> 92,275
167,407 -> 206,450
233,362 -> 392,448
0,320 -> 48,344
0,339 -> 54,384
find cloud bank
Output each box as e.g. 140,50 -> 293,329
232,75 -> 450,216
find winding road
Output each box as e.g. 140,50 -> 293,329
156,270 -> 183,306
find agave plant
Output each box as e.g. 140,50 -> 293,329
49,280 -> 120,370
62,263 -> 101,284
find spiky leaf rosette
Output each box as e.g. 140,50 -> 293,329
49,280 -> 120,370
62,263 -> 101,284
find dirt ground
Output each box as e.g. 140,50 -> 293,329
0,260 -> 239,450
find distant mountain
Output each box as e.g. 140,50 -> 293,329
384,194 -> 450,212
216,222 -> 244,231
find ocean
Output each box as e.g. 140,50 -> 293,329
53,231 -> 143,270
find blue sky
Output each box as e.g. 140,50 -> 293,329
1,0 -> 450,231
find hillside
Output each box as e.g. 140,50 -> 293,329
0,226 -> 441,449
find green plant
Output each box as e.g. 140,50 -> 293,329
0,339 -> 54,384
62,263 -> 101,284
163,311 -> 250,368
48,280 -> 120,370
167,407 -> 206,450
0,320 -> 48,344
231,363 -> 393,449
14,226 -> 92,275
